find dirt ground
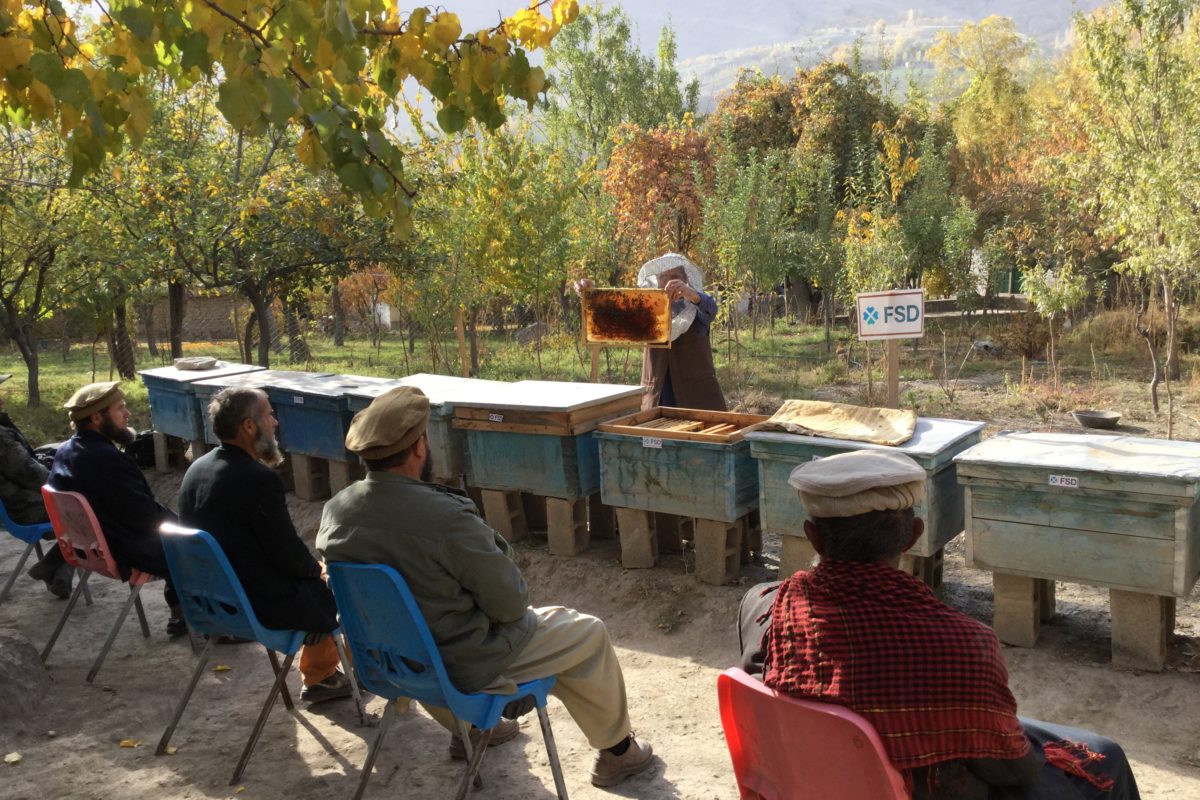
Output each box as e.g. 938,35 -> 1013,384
2,463 -> 1200,800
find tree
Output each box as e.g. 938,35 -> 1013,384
1075,0 -> 1200,421
0,1 -> 578,231
419,120 -> 581,374
706,70 -> 796,156
929,16 -> 1035,229
603,120 -> 712,267
699,139 -> 789,343
0,126 -> 82,405
542,4 -> 697,166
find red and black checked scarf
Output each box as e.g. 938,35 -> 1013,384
762,559 -> 1030,770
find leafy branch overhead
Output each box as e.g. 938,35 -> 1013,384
0,0 -> 579,231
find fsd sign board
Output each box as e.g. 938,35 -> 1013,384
856,288 -> 925,341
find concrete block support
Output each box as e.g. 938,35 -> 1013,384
1110,589 -> 1174,672
480,490 -> 528,543
546,497 -> 589,556
992,572 -> 1042,648
616,508 -> 656,569
694,518 -> 743,586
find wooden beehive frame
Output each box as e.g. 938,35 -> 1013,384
597,407 -> 770,443
582,288 -> 672,348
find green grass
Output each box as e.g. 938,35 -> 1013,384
0,312 -> 1193,444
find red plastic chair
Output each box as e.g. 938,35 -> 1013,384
40,486 -> 157,682
717,668 -> 909,799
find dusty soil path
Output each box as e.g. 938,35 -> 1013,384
2,471 -> 1199,799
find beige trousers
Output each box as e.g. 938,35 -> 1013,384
402,606 -> 631,750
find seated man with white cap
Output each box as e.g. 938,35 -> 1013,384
317,385 -> 655,788
739,450 -> 1140,800
48,381 -> 184,636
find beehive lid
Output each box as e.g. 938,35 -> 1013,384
193,369 -> 334,390
452,381 -> 641,413
139,362 -> 265,383
955,432 -> 1200,483
748,417 -> 984,459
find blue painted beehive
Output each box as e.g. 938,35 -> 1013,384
192,370 -> 334,446
595,407 -> 767,522
345,374 -> 508,483
747,417 -> 984,559
140,362 -> 264,440
454,381 -> 641,500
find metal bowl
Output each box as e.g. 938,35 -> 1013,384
1071,410 -> 1122,430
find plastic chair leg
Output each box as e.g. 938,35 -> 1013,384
231,651 -> 296,785
82,581 -> 93,606
41,570 -> 91,662
334,632 -> 366,726
87,582 -> 145,683
266,648 -> 295,711
133,592 -> 150,638
34,540 -> 44,559
537,705 -> 570,800
352,698 -> 398,800
0,541 -> 36,605
156,636 -> 215,755
454,722 -> 494,800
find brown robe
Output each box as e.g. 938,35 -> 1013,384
640,322 -> 726,411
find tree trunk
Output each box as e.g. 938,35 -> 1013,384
786,274 -> 815,323
168,280 -> 186,359
331,282 -> 345,347
1163,275 -> 1180,381
137,300 -> 159,358
13,327 -> 41,407
467,307 -> 480,376
1134,305 -> 1160,414
242,311 -> 257,364
110,302 -> 137,379
245,288 -> 272,367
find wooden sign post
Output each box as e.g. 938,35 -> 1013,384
855,289 -> 925,409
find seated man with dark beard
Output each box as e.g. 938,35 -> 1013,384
178,387 -> 351,703
49,381 -> 183,635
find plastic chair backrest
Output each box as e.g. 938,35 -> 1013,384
159,523 -> 302,653
0,496 -> 53,545
41,486 -> 123,580
328,562 -> 496,726
717,668 -> 909,800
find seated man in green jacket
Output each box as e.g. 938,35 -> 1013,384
316,386 -> 654,788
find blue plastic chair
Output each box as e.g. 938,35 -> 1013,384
156,523 -> 364,785
0,497 -> 54,605
327,562 -> 569,800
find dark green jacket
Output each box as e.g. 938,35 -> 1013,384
0,413 -> 48,525
316,472 -> 537,693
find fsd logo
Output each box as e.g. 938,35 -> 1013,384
884,305 -> 922,323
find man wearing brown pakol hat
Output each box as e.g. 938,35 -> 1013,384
48,381 -> 186,636
737,450 -> 1139,799
317,386 -> 655,788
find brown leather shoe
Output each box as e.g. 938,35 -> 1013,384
448,717 -> 521,760
590,734 -> 654,787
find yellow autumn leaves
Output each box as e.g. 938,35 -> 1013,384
0,1 -> 579,229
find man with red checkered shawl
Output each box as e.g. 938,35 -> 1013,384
739,450 -> 1139,799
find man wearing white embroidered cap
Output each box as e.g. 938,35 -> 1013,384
736,450 -> 1140,799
